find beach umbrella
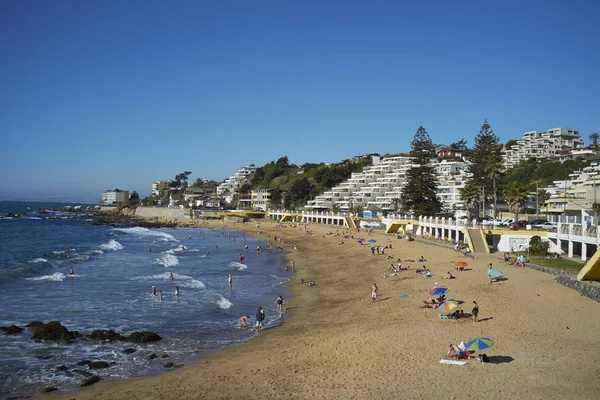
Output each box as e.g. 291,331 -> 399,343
487,269 -> 503,277
368,239 -> 376,243
437,301 -> 458,313
455,261 -> 468,267
429,287 -> 449,296
464,338 -> 494,352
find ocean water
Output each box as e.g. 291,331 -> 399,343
0,201 -> 291,397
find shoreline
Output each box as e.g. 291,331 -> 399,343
46,219 -> 600,400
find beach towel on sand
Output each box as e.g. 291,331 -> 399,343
440,360 -> 467,365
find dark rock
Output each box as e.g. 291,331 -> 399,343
88,361 -> 110,369
41,387 -> 58,393
160,353 -> 169,358
35,354 -> 55,360
1,325 -> 24,335
144,353 -> 157,360
56,365 -> 69,371
26,321 -> 44,328
128,331 -> 162,343
76,360 -> 91,366
79,375 -> 100,387
73,369 -> 93,377
90,329 -> 126,342
123,348 -> 137,354
163,362 -> 174,368
31,321 -> 76,341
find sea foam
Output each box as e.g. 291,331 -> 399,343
135,272 -> 205,289
114,226 -> 178,242
153,254 -> 179,268
29,258 -> 48,264
229,262 -> 248,271
216,295 -> 233,310
26,272 -> 66,282
100,239 -> 124,251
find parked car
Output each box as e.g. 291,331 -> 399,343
509,220 -> 528,229
533,221 -> 556,230
500,219 -> 514,227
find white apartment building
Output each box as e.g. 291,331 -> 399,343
101,189 -> 129,208
503,127 -> 584,168
216,166 -> 257,196
306,155 -> 469,214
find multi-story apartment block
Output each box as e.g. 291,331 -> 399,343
101,189 -> 129,208
306,154 -> 470,214
152,180 -> 171,196
216,166 -> 257,196
503,128 -> 584,169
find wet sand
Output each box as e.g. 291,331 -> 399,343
47,220 -> 600,400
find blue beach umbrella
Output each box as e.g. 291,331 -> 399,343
487,269 -> 503,277
464,338 -> 494,352
368,239 -> 377,243
429,287 -> 449,296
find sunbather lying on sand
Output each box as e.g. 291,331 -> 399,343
447,344 -> 467,359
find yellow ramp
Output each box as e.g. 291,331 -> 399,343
344,216 -> 356,229
466,228 -> 489,254
386,222 -> 402,234
578,251 -> 600,281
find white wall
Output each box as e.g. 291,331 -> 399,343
496,235 -> 561,254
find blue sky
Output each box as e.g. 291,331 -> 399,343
1,0 -> 598,202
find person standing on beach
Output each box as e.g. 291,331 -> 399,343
371,283 -> 378,302
275,295 -> 284,313
472,301 -> 479,323
255,307 -> 264,332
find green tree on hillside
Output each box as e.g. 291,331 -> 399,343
129,191 -> 140,207
466,120 -> 503,216
505,139 -> 518,150
401,126 -> 442,217
503,181 -> 528,227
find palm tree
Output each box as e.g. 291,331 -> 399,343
391,198 -> 402,215
485,161 -> 504,218
459,183 -> 480,218
503,181 -> 528,228
330,203 -> 341,214
537,189 -> 551,215
589,132 -> 599,149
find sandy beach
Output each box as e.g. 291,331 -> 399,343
47,219 -> 600,400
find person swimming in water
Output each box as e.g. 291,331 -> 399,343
159,291 -> 163,301
169,272 -> 174,281
151,286 -> 157,296
175,286 -> 179,296
240,315 -> 250,327
69,267 -> 74,276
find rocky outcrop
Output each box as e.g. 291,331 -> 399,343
79,375 -> 100,387
90,329 -> 127,342
31,321 -> 77,341
87,361 -> 111,370
26,321 -> 44,328
73,369 -> 93,377
144,353 -> 157,360
41,387 -> 58,393
128,331 -> 162,343
123,348 -> 137,354
56,365 -> 69,372
163,362 -> 174,368
1,325 -> 23,335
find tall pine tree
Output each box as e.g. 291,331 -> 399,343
401,126 -> 442,216
466,119 -> 504,217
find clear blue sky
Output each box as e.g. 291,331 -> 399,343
1,0 -> 598,202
